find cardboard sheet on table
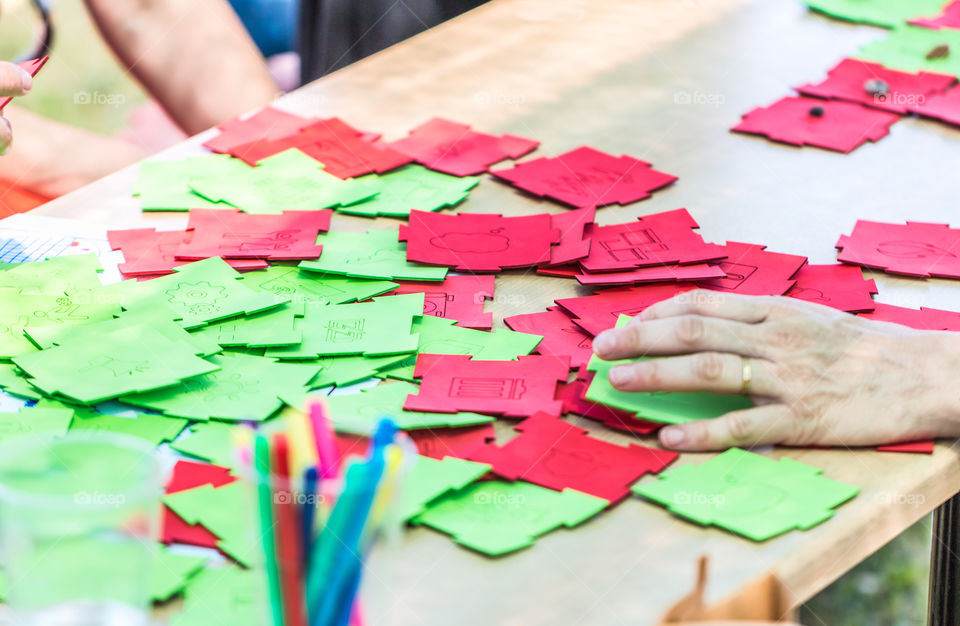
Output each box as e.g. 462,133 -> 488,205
911,1 -> 960,29
122,352 -> 319,422
243,264 -> 397,305
407,423 -> 496,460
836,219 -> 960,279
555,283 -> 699,336
163,481 -> 256,566
732,96 -> 899,153
188,149 -> 380,213
857,25 -> 960,78
108,228 -> 267,275
697,242 -> 807,296
469,412 -> 677,503
547,207 -> 595,265
300,229 -> 447,281
133,155 -> 249,212
399,210 -> 560,272
387,117 -> 539,176
341,164 -> 480,218
202,106 -> 317,153
858,302 -> 960,331
491,146 -> 677,208
805,0 -> 947,28
909,83 -> 960,126
398,455 -> 491,521
796,58 -> 955,114
633,447 -> 859,541
413,480 -> 606,556
405,354 -> 569,418
785,264 -> 877,312
504,307 -> 594,369
175,209 -> 330,261
388,274 -> 494,329
0,56 -> 47,111
558,375 -> 662,435
0,292 -> 121,359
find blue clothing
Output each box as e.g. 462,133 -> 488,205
228,0 -> 298,57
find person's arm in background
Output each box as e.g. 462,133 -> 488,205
83,0 -> 278,135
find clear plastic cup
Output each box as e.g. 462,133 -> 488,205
0,432 -> 162,626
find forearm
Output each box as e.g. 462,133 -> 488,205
0,107 -> 148,198
83,0 -> 278,135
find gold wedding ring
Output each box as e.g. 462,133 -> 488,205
740,357 -> 752,395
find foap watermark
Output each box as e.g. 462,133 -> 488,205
674,290 -> 725,308
873,92 -> 925,108
73,91 -> 126,108
274,490 -> 326,507
672,490 -> 726,506
473,91 -> 526,107
673,90 -> 725,108
474,490 -> 526,508
74,491 -> 126,507
875,491 -> 925,507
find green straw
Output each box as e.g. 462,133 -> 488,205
255,433 -> 284,626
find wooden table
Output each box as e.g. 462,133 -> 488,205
34,0 -> 960,623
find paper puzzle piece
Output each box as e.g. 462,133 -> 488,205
171,421 -> 237,467
857,25 -> 960,78
163,460 -> 237,547
0,292 -> 120,359
151,551 -> 207,602
0,406 -> 73,441
243,264 -> 397,305
175,209 -> 330,261
836,219 -> 960,278
163,482 -> 257,566
125,257 -> 289,329
0,56 -> 47,110
785,264 -> 877,312
504,308 -> 594,369
877,440 -> 935,453
108,228 -> 267,275
548,207 -> 595,265
414,480 -> 606,556
408,424 -> 496,460
908,83 -> 960,125
300,230 -> 448,281
0,253 -> 104,294
302,353 -> 411,388
732,96 -> 899,153
340,165 -> 479,218
399,210 -> 560,272
323,381 -> 494,435
398,455 -> 491,521
555,283 -> 698,336
189,149 -> 380,213
190,304 -> 301,348
388,117 -> 539,176
405,354 -> 569,418
491,146 -> 677,208
121,352 -> 319,421
388,275 -> 494,329
203,106 -> 317,153
265,292 -> 423,358
0,363 -> 43,400
228,117 -> 411,176
469,412 -> 677,503
557,376 -> 661,435
633,447 -> 859,541
69,407 -> 188,445
796,58 -> 955,114
576,264 -> 727,286
911,1 -> 960,29
133,155 -> 249,212
697,242 -> 807,296
858,303 -> 960,330
805,0 -> 947,28
170,566 -> 265,626
13,324 -> 219,405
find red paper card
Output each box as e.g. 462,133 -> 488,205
504,307 -> 594,369
0,56 -> 48,111
578,209 -> 725,272
576,263 -> 727,286
175,209 -> 330,261
909,84 -> 960,127
107,228 -> 267,276
858,303 -> 960,331
405,354 -> 570,418
557,376 -> 661,435
398,210 -> 560,271
203,106 -> 317,154
732,96 -> 900,153
388,118 -> 539,176
468,412 -> 676,503
785,264 -> 877,312
230,118 -> 411,177
836,219 -> 960,279
910,1 -> 960,29
555,283 -> 699,336
548,207 -> 595,265
491,146 -> 677,208
162,460 -> 236,547
795,58 -> 955,114
407,424 -> 497,460
388,275 -> 495,329
697,242 -> 806,296
876,440 -> 935,454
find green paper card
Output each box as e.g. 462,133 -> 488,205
858,25 -> 960,77
151,550 -> 207,602
170,566 -> 265,626
299,230 -> 447,281
121,352 -> 319,422
806,0 -> 946,28
398,455 -> 491,521
70,408 -> 188,445
307,353 -> 411,388
0,253 -> 104,295
0,293 -> 120,359
0,406 -> 73,441
414,480 -> 607,556
190,304 -> 301,348
171,421 -> 237,467
134,155 -> 247,212
243,264 -> 398,306
340,164 -> 479,218
163,482 -> 257,566
0,363 -> 43,400
632,448 -> 859,541
188,149 -> 380,213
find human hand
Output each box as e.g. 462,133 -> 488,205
591,290 -> 960,451
0,62 -> 34,154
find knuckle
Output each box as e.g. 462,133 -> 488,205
639,359 -> 663,388
693,352 -> 725,382
725,411 -> 754,443
676,315 -> 706,345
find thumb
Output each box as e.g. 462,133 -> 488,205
658,406 -> 791,451
0,62 -> 31,98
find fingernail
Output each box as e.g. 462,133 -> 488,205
661,427 -> 686,447
609,364 -> 631,386
18,67 -> 32,93
593,331 -> 615,355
